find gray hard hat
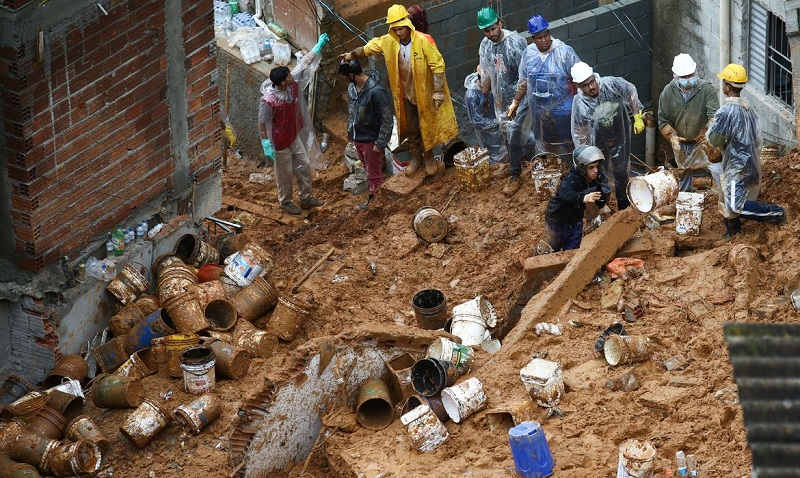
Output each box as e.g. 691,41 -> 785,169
573,145 -> 604,167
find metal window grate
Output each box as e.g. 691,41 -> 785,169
766,11 -> 792,106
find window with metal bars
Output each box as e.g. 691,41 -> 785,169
765,11 -> 792,106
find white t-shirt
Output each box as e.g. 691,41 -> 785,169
398,41 -> 415,104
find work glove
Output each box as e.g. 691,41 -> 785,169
507,99 -> 519,120
223,122 -> 237,147
633,112 -> 645,134
261,138 -> 275,160
694,127 -> 707,144
432,92 -> 444,109
312,33 -> 329,54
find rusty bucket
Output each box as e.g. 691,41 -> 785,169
188,280 -> 227,308
106,262 -> 151,305
0,453 -> 39,477
269,295 -> 312,342
0,419 -> 27,451
119,399 -> 172,448
109,301 -> 148,338
356,379 -> 394,430
91,374 -> 143,409
151,334 -> 200,378
0,375 -> 35,406
204,299 -> 237,331
217,274 -> 243,298
133,294 -> 160,316
26,406 -> 67,440
124,308 -> 177,354
9,430 -> 58,471
208,340 -> 251,379
93,337 -> 130,374
66,415 -> 110,453
45,440 -> 101,476
43,354 -> 88,389
233,320 -> 277,359
157,261 -> 198,303
44,390 -> 83,422
153,253 -> 185,277
4,392 -> 46,418
174,234 -> 221,268
174,393 -> 222,434
231,277 -> 278,322
161,291 -> 208,335
114,349 -> 157,380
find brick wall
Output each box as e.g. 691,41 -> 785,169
8,295 -> 60,384
0,0 -> 221,271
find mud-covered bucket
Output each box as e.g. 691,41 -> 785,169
208,340 -> 251,379
45,440 -> 101,476
114,349 -> 157,380
1,375 -> 35,406
532,168 -> 562,199
109,301 -> 148,338
400,403 -> 449,452
509,421 -> 555,478
604,335 -> 651,367
27,406 -> 67,439
413,207 -> 449,243
180,346 -> 216,395
119,398 -> 172,448
174,234 -> 220,268
125,307 -> 178,354
411,358 -> 457,397
174,393 -> 222,434
231,277 -> 278,321
627,169 -> 679,213
387,353 -> 417,404
157,260 -> 197,302
520,358 -> 564,408
441,377 -> 487,423
616,439 -> 657,478
270,295 -> 312,342
356,379 -> 394,430
0,453 -> 38,477
9,430 -> 58,471
66,415 -> 110,453
93,336 -> 130,374
106,262 -> 151,305
43,354 -> 88,389
451,296 -> 497,346
161,291 -> 208,335
91,374 -> 143,409
427,337 -> 474,376
401,394 -> 449,423
44,390 -> 83,422
411,289 -> 448,330
188,280 -> 228,308
151,334 -> 200,378
675,191 -> 704,235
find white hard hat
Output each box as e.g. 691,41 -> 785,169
672,53 -> 697,76
570,61 -> 594,84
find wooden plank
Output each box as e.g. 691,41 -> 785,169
221,194 -> 296,226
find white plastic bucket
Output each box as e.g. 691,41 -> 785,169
675,192 -> 704,235
223,251 -> 264,287
400,403 -> 449,452
532,168 -> 562,199
441,377 -> 487,423
519,358 -> 564,408
450,296 -> 497,346
616,439 -> 657,478
626,169 -> 679,213
426,338 -> 474,376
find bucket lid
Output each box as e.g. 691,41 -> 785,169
508,420 -> 542,437
520,358 -> 561,380
400,403 -> 432,425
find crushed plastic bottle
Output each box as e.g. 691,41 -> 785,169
331,275 -> 349,284
686,454 -> 698,476
534,322 -> 563,336
147,223 -> 164,239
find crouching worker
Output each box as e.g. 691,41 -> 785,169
543,146 -> 610,252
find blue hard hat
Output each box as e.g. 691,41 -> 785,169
527,15 -> 549,35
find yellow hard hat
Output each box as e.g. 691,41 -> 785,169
386,4 -> 409,24
716,63 -> 748,85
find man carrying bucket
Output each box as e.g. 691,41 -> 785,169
707,64 -> 786,238
570,61 -> 644,211
542,146 -> 609,252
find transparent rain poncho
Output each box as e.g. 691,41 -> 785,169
478,29 -> 530,146
519,38 -> 580,151
259,52 -> 326,170
708,96 -> 763,217
464,72 -> 506,163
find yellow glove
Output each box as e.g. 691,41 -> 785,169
633,112 -> 644,134
224,123 -> 237,147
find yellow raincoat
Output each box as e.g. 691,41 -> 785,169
362,19 -> 459,152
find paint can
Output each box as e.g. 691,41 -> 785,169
153,253 -> 185,278
153,334 -> 200,378
157,260 -> 197,302
519,358 -> 564,408
450,296 -> 497,346
604,335 -> 651,367
119,398 -> 173,448
426,337 -> 474,376
0,453 -> 39,477
43,390 -> 83,422
400,403 -> 448,452
180,346 -> 216,395
124,307 -> 178,354
173,234 -> 220,268
356,379 -> 394,430
114,349 -> 157,380
134,294 -> 160,316
486,401 -> 538,432
4,392 -> 46,417
109,301 -> 147,338
411,289 -> 448,330
106,262 -> 151,305
208,340 -> 251,379
204,299 -> 238,331
174,393 -> 222,434
532,168 -> 562,199
626,169 -> 679,213
43,355 -> 88,389
188,280 -> 228,308
412,207 -> 449,243
26,406 -> 67,440
386,353 -> 417,404
217,273 -> 243,298
233,328 -> 278,359
411,358 -> 457,397
440,377 -> 487,423
454,148 -> 491,191
508,421 -> 555,478
223,243 -> 272,287
44,440 -> 101,476
675,191 -> 704,235
66,415 -> 110,453
93,336 -> 130,374
0,375 -> 34,406
230,277 -> 278,322
9,430 -> 58,472
269,295 -> 312,342
91,374 -> 143,409
161,291 -> 208,335
616,439 -> 656,478
401,394 -> 449,423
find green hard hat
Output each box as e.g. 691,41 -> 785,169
477,7 -> 499,29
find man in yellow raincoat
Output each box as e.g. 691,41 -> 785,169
342,4 -> 459,177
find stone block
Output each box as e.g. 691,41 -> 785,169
637,385 -> 690,412
563,358 -> 607,391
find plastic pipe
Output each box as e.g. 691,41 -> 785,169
719,0 -> 731,105
645,125 -> 655,169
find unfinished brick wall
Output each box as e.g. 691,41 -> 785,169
0,0 -> 220,272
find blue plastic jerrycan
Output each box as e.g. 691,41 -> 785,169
508,421 -> 554,477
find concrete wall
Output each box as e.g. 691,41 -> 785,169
652,0 -> 798,151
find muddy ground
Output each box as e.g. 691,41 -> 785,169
66,103 -> 800,478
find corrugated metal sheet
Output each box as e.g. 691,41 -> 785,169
724,323 -> 800,478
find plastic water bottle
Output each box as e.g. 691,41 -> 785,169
320,133 -> 330,152
140,220 -> 148,239
676,450 -> 688,476
106,236 -> 115,260
136,223 -> 144,244
686,454 -> 698,476
262,39 -> 273,63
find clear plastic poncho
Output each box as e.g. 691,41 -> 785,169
478,30 -> 531,146
259,52 -> 326,169
519,38 -> 580,150
708,97 -> 762,218
464,72 -> 506,163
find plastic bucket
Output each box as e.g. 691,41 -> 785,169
125,307 -> 178,354
411,358 -> 457,397
604,335 -> 651,367
180,346 -> 216,395
616,439 -> 656,478
27,406 -> 67,440
1,374 -> 35,406
208,340 -> 251,379
270,295 -> 312,342
231,277 -> 278,322
91,374 -> 143,409
626,169 -> 679,213
519,358 -> 564,408
173,234 -> 220,268
532,168 -> 562,199
119,398 -> 172,448
413,207 -> 449,243
234,328 -> 278,359
427,337 -> 474,376
401,393 -> 449,423
411,289 -> 448,330
675,192 -> 704,235
441,377 -> 487,423
66,415 -> 110,453
451,296 -> 497,346
106,262 -> 151,305
109,301 -> 147,338
509,421 -> 555,478
198,263 -> 225,283
400,403 -> 449,452
93,336 -> 130,374
45,440 -> 101,476
356,379 -> 394,430
174,393 -> 222,434
223,243 -> 272,287
204,299 -> 238,331
162,291 -> 208,335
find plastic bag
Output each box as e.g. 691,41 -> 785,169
86,257 -> 117,282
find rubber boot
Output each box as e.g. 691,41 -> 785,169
358,194 -> 374,211
723,217 -> 742,238
405,156 -> 423,175
424,157 -> 438,176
